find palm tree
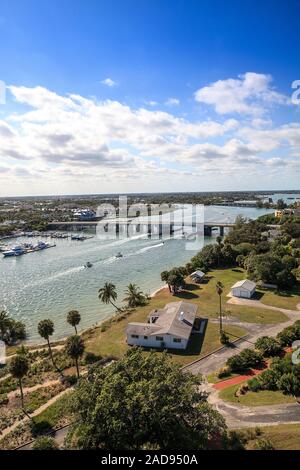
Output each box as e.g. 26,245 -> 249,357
123,283 -> 146,308
67,310 -> 81,334
0,310 -> 11,341
161,271 -> 171,292
216,281 -> 224,333
37,319 -> 57,369
9,354 -> 29,408
65,335 -> 85,378
98,282 -> 120,311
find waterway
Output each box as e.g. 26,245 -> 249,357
0,204 -> 275,342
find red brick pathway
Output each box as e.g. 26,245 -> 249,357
213,368 -> 265,390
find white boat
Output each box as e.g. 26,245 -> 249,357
2,245 -> 25,257
34,241 -> 50,250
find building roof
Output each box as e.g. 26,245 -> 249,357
231,279 -> 256,291
126,301 -> 198,340
190,270 -> 205,278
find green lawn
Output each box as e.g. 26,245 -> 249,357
256,283 -> 300,311
195,268 -> 289,323
206,371 -> 240,384
82,267 -> 298,366
83,273 -> 247,366
219,382 -> 296,406
32,391 -> 74,429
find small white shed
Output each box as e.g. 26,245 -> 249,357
190,270 -> 205,283
231,279 -> 256,299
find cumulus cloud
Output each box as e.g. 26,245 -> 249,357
165,97 -> 180,106
101,78 -> 117,87
0,81 -> 298,194
195,72 -> 287,116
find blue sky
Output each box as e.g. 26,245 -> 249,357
0,0 -> 299,195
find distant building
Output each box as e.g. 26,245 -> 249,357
73,209 -> 96,221
275,208 -> 295,218
126,301 -> 199,350
190,270 -> 206,283
231,280 -> 256,299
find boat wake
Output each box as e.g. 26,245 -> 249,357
24,265 -> 85,288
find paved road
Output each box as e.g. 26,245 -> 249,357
185,298 -> 300,428
185,298 -> 300,376
204,382 -> 300,428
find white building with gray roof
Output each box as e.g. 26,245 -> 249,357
231,279 -> 256,299
126,301 -> 198,350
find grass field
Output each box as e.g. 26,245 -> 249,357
84,312 -> 246,367
256,284 -> 300,310
240,423 -> 300,450
82,266 -> 295,366
219,381 -> 296,406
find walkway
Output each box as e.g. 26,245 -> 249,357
213,368 -> 265,391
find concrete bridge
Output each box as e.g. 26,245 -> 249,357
48,219 -> 236,237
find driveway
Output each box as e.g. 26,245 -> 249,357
185,298 -> 300,376
185,298 -> 300,428
203,382 -> 300,429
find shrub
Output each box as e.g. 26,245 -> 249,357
217,366 -> 231,379
248,377 -> 262,392
30,419 -> 52,437
84,352 -> 102,364
257,369 -> 279,391
224,430 -> 246,450
227,349 -> 263,372
277,373 -> 300,396
32,436 -> 59,450
277,326 -> 299,347
227,355 -> 244,372
236,384 -> 248,396
220,331 -> 230,345
255,336 -> 282,357
254,438 -> 274,450
0,393 -> 8,405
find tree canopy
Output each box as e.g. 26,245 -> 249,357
67,348 -> 226,450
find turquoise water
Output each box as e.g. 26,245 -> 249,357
0,205 -> 273,342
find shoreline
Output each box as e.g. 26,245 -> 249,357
9,282 -> 169,352
150,284 -> 168,297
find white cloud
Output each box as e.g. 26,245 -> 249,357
165,97 -> 180,106
0,82 -> 299,195
101,78 -> 117,87
195,72 -> 287,116
144,100 -> 158,106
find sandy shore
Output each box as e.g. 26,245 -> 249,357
150,284 -> 168,297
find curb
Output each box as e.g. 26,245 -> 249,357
180,334 -> 250,371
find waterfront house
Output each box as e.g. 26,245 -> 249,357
231,279 -> 256,299
190,270 -> 206,283
126,301 -> 198,350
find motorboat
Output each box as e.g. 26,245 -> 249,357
71,234 -> 85,241
115,252 -> 123,258
34,241 -> 50,251
84,262 -> 93,268
2,245 -> 25,257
